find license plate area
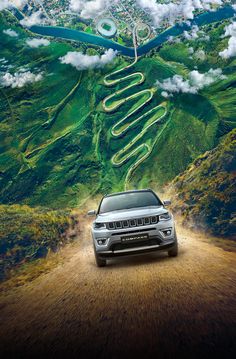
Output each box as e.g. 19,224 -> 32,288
121,233 -> 149,243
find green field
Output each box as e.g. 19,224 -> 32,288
0,11 -> 236,208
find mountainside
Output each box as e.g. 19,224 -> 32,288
0,204 -> 78,280
168,129 -> 236,237
132,19 -> 236,188
0,10 -> 236,207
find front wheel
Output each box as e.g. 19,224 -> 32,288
168,240 -> 178,257
94,246 -> 106,267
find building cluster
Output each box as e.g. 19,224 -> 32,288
23,0 -> 70,22
19,0 -> 222,44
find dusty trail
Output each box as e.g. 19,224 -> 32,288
0,216 -> 236,358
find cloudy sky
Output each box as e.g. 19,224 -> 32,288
156,68 -> 226,97
219,22 -> 236,59
3,28 -> 18,37
1,0 -> 233,27
0,0 -> 26,11
69,0 -> 111,19
1,0 -> 235,89
20,10 -> 50,27
68,0 -> 227,23
60,49 -> 117,70
0,70 -> 43,88
136,0 -> 225,27
26,38 -> 50,48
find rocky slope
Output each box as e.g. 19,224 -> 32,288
168,129 -> 236,237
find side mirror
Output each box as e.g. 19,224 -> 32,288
163,199 -> 171,206
87,210 -> 96,216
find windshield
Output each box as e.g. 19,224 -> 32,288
99,191 -> 162,214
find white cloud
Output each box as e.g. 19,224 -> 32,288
184,24 -> 210,41
156,68 -> 226,96
69,0 -> 111,19
232,5 -> 236,11
184,25 -> 200,40
136,0 -> 223,28
0,0 -> 26,11
222,21 -> 236,38
219,36 -> 236,58
26,38 -> 50,48
3,28 -> 18,37
0,70 -> 43,88
201,34 -> 210,41
194,49 -> 206,60
60,48 -> 117,70
219,22 -> 236,59
0,0 -> 11,10
11,0 -> 26,7
20,10 -> 45,27
161,91 -> 172,98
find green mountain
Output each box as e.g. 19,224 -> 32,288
0,11 -> 235,208
168,129 -> 236,237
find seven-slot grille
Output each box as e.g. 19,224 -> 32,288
107,216 -> 159,230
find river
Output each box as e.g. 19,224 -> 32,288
13,6 -> 235,57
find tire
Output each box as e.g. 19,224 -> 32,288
168,239 -> 178,257
94,246 -> 106,267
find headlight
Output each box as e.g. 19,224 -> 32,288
159,212 -> 171,221
94,222 -> 106,229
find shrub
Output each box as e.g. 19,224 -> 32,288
0,205 -> 78,280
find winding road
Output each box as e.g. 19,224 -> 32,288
0,216 -> 235,358
10,5 -> 236,188
102,32 -> 168,188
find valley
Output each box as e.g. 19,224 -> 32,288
0,2 -> 235,355
0,4 -> 235,208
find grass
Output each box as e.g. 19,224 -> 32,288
0,204 -> 79,280
168,129 -> 236,237
0,12 -> 235,212
0,7 -> 235,288
85,26 -> 94,34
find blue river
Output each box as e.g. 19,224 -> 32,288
13,6 -> 235,57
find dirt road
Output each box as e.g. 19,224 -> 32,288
0,216 -> 236,358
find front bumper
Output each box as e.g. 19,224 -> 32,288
92,219 -> 176,258
98,240 -> 175,258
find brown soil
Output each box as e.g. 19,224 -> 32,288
0,215 -> 236,358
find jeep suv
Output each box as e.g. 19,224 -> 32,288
88,189 -> 178,267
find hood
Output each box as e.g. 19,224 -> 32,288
96,206 -> 167,222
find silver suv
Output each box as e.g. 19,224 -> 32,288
88,189 -> 178,267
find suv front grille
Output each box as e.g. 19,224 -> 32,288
107,216 -> 159,230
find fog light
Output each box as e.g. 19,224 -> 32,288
97,238 -> 107,245
161,228 -> 172,237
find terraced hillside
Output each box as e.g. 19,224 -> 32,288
0,11 -> 235,207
